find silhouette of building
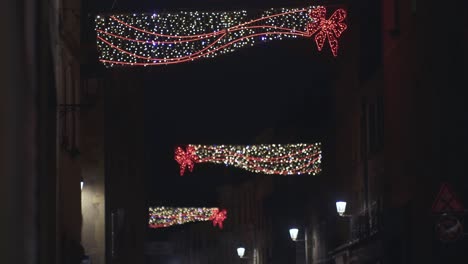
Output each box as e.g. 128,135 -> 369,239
103,73 -> 147,264
303,1 -> 468,264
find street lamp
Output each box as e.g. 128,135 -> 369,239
80,178 -> 84,191
289,228 -> 299,241
336,201 -> 351,217
237,247 -> 245,258
289,227 -> 309,264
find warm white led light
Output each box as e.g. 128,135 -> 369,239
95,6 -> 347,66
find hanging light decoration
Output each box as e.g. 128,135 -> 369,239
174,143 -> 322,176
149,206 -> 227,229
95,6 -> 347,66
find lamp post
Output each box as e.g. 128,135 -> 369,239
336,201 -> 351,217
289,228 -> 299,241
289,227 -> 309,264
237,247 -> 245,258
237,247 -> 250,263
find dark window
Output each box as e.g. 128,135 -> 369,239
368,103 -> 377,153
359,0 -> 382,82
360,101 -> 367,158
390,0 -> 401,36
367,97 -> 384,154
377,96 -> 384,149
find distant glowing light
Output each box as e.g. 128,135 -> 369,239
149,207 -> 227,229
237,247 -> 245,258
289,228 -> 299,241
336,201 -> 347,216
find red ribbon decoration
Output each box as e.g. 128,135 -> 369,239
308,7 -> 348,57
209,208 -> 227,229
174,145 -> 198,176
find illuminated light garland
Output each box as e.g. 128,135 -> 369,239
95,6 -> 347,66
174,143 -> 321,176
149,207 -> 227,229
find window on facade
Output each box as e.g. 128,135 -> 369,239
352,125 -> 358,162
368,103 -> 377,153
390,0 -> 400,35
377,96 -> 384,149
365,97 -> 384,155
359,0 -> 382,82
360,102 -> 367,158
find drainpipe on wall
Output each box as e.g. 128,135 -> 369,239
361,98 -> 371,237
305,227 -> 310,264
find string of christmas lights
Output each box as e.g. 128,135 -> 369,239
95,6 -> 347,66
174,143 -> 321,176
149,207 -> 228,229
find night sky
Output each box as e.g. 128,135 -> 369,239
85,0 -> 336,207
142,47 -> 332,204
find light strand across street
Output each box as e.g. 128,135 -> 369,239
95,6 -> 347,66
174,143 -> 322,176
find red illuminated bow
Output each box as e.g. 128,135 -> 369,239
308,7 -> 347,57
174,145 -> 198,176
210,208 -> 227,229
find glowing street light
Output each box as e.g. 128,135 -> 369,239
289,228 -> 299,241
289,227 -> 309,263
237,247 -> 245,258
336,201 -> 347,216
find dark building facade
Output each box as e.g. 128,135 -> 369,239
303,0 -> 468,264
102,73 -> 147,264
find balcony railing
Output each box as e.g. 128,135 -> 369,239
350,199 -> 382,240
329,199 -> 384,263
